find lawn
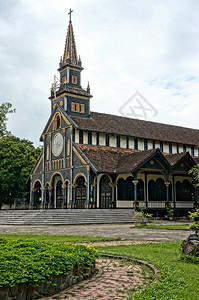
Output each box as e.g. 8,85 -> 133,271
0,234 -> 120,243
1,234 -> 198,299
134,224 -> 190,230
97,241 -> 199,300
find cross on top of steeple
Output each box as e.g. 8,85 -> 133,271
68,8 -> 73,22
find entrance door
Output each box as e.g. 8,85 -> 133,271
75,176 -> 86,208
100,175 -> 112,208
56,180 -> 63,208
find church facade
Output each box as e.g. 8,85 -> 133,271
30,13 -> 199,217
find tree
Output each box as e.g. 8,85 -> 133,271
188,165 -> 199,183
0,135 -> 41,207
0,102 -> 16,137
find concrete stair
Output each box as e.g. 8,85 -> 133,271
0,209 -> 134,225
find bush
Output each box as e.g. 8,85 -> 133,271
0,238 -> 98,287
189,209 -> 199,235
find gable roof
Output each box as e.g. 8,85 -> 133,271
40,104 -> 76,141
71,111 -> 199,146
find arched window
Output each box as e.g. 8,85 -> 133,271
176,180 -> 194,201
118,178 -> 126,200
75,176 -> 86,208
56,180 -> 63,208
148,178 -> 166,201
34,181 -> 41,205
126,176 -> 134,200
148,180 -> 156,201
100,175 -> 112,208
137,179 -> 144,201
156,178 -> 166,201
53,114 -> 61,130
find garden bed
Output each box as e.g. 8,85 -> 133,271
0,238 -> 98,299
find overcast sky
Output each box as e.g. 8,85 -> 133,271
1,0 -> 199,146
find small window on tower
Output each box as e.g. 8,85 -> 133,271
62,76 -> 67,85
71,102 -> 75,112
80,104 -> 85,113
71,75 -> 78,84
75,103 -> 80,113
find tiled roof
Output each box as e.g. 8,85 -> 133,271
164,152 -> 188,166
71,112 -> 199,146
116,149 -> 157,173
77,144 -> 138,173
55,86 -> 91,98
193,157 -> 199,165
76,144 -> 197,173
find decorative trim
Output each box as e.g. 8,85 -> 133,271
33,154 -> 43,174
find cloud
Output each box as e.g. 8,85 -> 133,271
0,0 -> 199,146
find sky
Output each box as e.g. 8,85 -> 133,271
1,0 -> 199,146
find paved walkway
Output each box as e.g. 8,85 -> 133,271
43,257 -> 149,300
0,221 -> 190,242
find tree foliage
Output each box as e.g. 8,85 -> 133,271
0,135 -> 41,206
0,102 -> 16,137
189,209 -> 199,235
188,164 -> 199,183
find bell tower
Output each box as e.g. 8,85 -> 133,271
49,9 -> 92,118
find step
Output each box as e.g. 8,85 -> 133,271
0,209 -> 134,225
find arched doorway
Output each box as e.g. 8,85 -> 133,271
56,180 -> 63,208
75,176 -> 86,208
100,175 -> 112,208
34,181 -> 41,208
45,184 -> 49,208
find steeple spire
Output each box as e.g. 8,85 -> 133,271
62,9 -> 78,66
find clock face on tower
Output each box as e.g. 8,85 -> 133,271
52,133 -> 63,156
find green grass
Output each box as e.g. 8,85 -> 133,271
0,234 -> 120,243
134,224 -> 190,230
97,242 -> 199,300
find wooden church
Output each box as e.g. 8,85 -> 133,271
30,11 -> 199,217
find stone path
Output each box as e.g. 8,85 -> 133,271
43,258 -> 150,300
0,222 -> 190,242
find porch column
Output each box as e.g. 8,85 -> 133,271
48,186 -> 54,209
113,183 -> 117,208
62,184 -> 67,208
132,179 -> 139,210
84,166 -> 90,208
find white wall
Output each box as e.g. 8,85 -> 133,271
163,142 -> 169,153
129,137 -> 134,149
172,144 -> 177,154
155,141 -> 160,149
99,133 -> 106,146
148,140 -> 153,150
92,132 -> 97,145
120,136 -> 126,148
110,135 -> 116,147
138,139 -> 144,150
83,131 -> 88,144
75,130 -> 79,143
